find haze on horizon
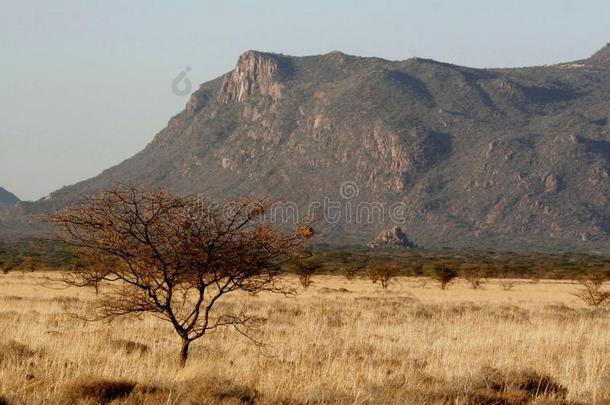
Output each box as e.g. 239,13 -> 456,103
2,0 -> 610,201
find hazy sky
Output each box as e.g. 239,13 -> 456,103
2,0 -> 610,201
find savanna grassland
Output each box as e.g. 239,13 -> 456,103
0,272 -> 608,404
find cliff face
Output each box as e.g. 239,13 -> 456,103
15,46 -> 610,252
218,51 -> 287,103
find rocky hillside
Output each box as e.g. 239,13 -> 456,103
0,187 -> 19,211
16,45 -> 610,252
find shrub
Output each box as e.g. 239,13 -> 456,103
499,280 -> 516,291
460,265 -> 486,289
109,339 -> 149,356
429,263 -> 458,290
572,276 -> 610,307
340,266 -> 357,280
289,258 -> 324,289
426,367 -> 568,404
63,378 -> 137,404
475,366 -> 567,399
0,340 -> 36,365
182,376 -> 259,405
1,262 -> 13,274
366,261 -> 400,289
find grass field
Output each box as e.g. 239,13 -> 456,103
0,272 -> 608,404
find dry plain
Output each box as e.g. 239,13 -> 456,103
0,272 -> 608,404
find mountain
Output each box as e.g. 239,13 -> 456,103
0,187 -> 20,211
14,45 -> 610,252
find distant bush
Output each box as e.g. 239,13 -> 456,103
63,377 -> 164,404
340,266 -> 357,280
428,263 -> 458,290
1,263 -> 12,274
181,376 -> 259,405
572,276 -> 610,307
407,366 -> 568,404
63,378 -> 136,403
460,265 -> 486,289
62,377 -> 165,404
109,339 -> 149,356
289,258 -> 324,289
366,261 -> 400,289
0,340 -> 36,365
499,280 -> 516,291
474,366 -> 567,400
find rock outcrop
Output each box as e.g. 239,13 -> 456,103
218,51 -> 288,103
368,226 -> 415,249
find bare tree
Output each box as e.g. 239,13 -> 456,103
572,276 -> 610,308
47,185 -> 310,367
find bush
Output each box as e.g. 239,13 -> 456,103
460,265 -> 486,289
340,266 -> 357,280
425,367 -> 568,404
0,340 -> 36,365
474,366 -> 567,399
63,377 -> 163,404
499,280 -> 516,291
109,339 -> 149,356
289,258 -> 324,289
181,376 -> 259,405
572,276 -> 610,307
1,262 -> 14,274
63,378 -> 137,404
429,263 -> 458,290
366,261 -> 400,289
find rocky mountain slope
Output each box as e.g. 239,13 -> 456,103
15,45 -> 610,251
0,187 -> 20,211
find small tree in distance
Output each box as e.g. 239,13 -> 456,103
367,260 -> 400,290
499,280 -> 516,291
340,266 -> 357,280
498,266 -> 517,291
289,257 -> 324,289
429,263 -> 458,290
48,185 -> 310,367
342,256 -> 369,281
460,264 -> 486,289
572,275 -> 610,308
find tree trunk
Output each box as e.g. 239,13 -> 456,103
179,339 -> 190,368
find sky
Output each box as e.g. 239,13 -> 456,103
1,0 -> 610,201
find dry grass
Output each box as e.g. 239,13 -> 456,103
0,272 -> 608,404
